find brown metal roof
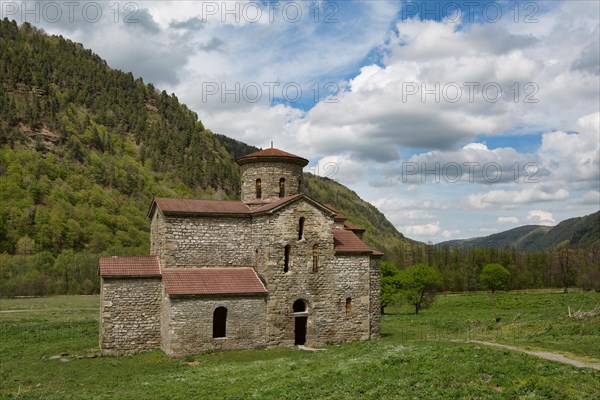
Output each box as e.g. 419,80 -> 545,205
152,198 -> 252,217
324,204 -> 339,213
149,194 -> 337,219
251,194 -> 338,218
334,213 -> 348,221
236,148 -> 309,167
99,256 -> 161,277
162,268 -> 267,296
333,229 -> 375,254
344,222 -> 366,232
324,204 -> 347,221
251,194 -> 303,213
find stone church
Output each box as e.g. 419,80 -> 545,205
99,148 -> 382,357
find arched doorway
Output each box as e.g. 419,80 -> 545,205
293,299 -> 307,346
213,307 -> 227,338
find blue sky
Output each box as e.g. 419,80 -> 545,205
14,0 -> 600,243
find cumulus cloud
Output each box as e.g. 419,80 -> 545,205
313,154 -> 367,185
169,17 -> 205,31
401,221 -> 441,236
466,185 -> 570,210
571,30 -> 600,75
441,229 -> 461,239
196,104 -> 304,149
526,210 -> 556,226
538,112 -> 600,189
497,216 -> 519,224
574,191 -> 600,205
289,5 -> 598,161
474,227 -> 499,234
381,142 -> 546,185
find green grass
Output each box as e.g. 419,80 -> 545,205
384,290 -> 600,361
1,292 -> 599,399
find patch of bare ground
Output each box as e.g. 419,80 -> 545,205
468,340 -> 600,370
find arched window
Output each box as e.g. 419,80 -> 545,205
256,179 -> 262,199
345,298 -> 352,317
255,248 -> 259,269
213,307 -> 227,338
284,244 -> 291,273
279,178 -> 285,198
293,299 -> 307,312
312,244 -> 319,272
298,217 -> 305,240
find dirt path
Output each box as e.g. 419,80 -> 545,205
469,340 -> 600,371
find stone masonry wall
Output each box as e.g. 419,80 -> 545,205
150,208 -> 166,266
100,278 -> 162,355
240,161 -> 303,202
162,296 -> 267,357
160,216 -> 254,268
160,287 -> 171,353
251,199 -> 374,347
252,200 -> 334,347
330,254 -> 372,342
369,256 -> 381,339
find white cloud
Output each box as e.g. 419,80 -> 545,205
538,112 -> 600,189
314,154 -> 367,185
197,104 -> 304,149
466,185 -> 570,210
474,227 -> 499,234
393,142 -> 545,185
289,5 -> 598,161
526,210 -> 556,226
574,191 -> 600,205
441,229 -> 460,239
497,216 -> 519,224
401,221 -> 441,236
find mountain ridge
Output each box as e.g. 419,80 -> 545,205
438,211 -> 600,250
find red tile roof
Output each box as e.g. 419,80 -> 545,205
333,229 -> 375,254
162,268 -> 267,296
151,198 -> 252,217
236,148 -> 309,167
99,256 -> 161,277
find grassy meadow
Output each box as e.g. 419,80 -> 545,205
1,291 -> 599,399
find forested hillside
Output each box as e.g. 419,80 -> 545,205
0,20 -> 250,296
0,20 -> 415,297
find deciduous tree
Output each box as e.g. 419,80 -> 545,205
479,263 -> 510,293
399,264 -> 443,314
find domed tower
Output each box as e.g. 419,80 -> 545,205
236,148 -> 309,204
